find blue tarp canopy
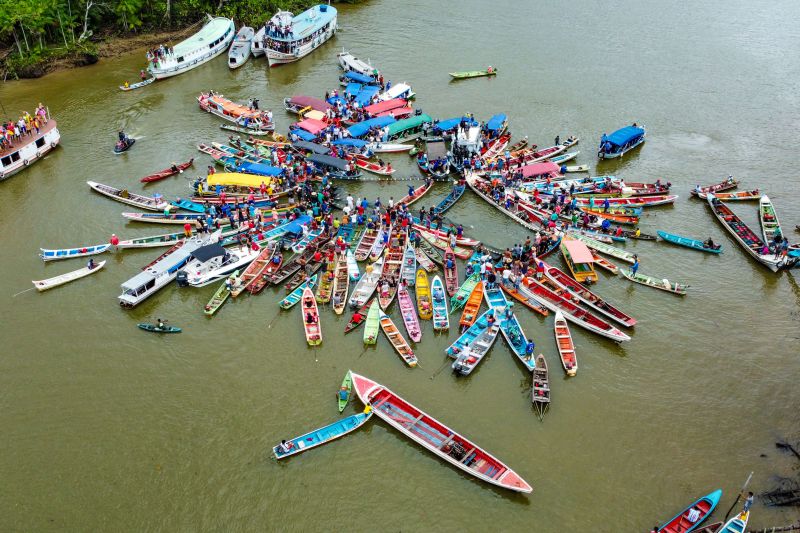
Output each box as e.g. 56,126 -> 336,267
605,126 -> 645,147
235,162 -> 284,177
345,82 -> 362,98
307,153 -> 349,171
282,215 -> 313,236
292,140 -> 329,154
342,71 -> 377,85
433,117 -> 476,132
346,116 -> 397,138
332,138 -> 369,148
485,114 -> 507,131
327,95 -> 346,106
290,128 -> 317,142
354,85 -> 380,106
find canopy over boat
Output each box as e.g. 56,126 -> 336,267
345,82 -> 362,98
519,161 -> 561,178
308,153 -> 349,171
605,126 -> 645,148
207,172 -> 276,188
355,85 -> 381,106
292,140 -> 329,154
235,162 -> 284,177
342,71 -> 377,84
287,95 -> 331,112
347,116 -> 397,138
267,5 -> 337,42
282,215 -> 312,234
365,98 -> 407,116
332,138 -> 368,148
192,243 -> 227,262
433,117 -> 476,132
386,114 -> 432,137
294,118 -> 327,134
562,240 -> 594,264
291,128 -> 318,141
485,114 -> 507,132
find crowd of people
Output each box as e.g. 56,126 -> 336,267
1,104 -> 49,151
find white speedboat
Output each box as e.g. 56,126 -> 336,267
228,26 -> 254,69
182,243 -> 259,287
337,49 -> 375,76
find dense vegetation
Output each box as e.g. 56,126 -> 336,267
0,0 -> 359,78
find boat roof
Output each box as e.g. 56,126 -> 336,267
520,162 -> 561,178
365,98 -> 407,116
381,83 -> 411,100
345,82 -> 362,98
485,114 -> 507,131
342,71 -> 376,84
268,5 -> 337,42
283,215 -> 312,234
332,138 -> 368,148
387,114 -> 432,136
308,153 -> 349,170
355,85 -> 381,106
433,117 -> 471,132
294,118 -> 328,135
563,239 -> 594,263
288,95 -> 331,111
291,128 -> 318,141
347,116 -> 397,138
236,162 -> 284,177
605,126 -> 645,147
192,243 -> 227,262
173,17 -> 233,56
208,172 -> 275,188
292,140 -> 329,154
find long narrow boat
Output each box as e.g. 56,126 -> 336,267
569,233 -> 636,263
338,372 -> 352,413
315,259 -> 335,303
717,512 -> 749,533
231,244 -> 277,296
657,489 -> 722,533
432,183 -> 466,216
620,269 -> 688,295
292,228 -> 324,254
354,227 -> 380,261
553,311 -> 577,376
400,244 -> 417,286
417,237 -> 444,265
140,159 -> 194,183
450,273 -> 480,313
443,247 -> 459,296
693,522 -> 723,533
379,313 -> 418,366
32,261 -> 106,291
397,181 -> 434,208
411,224 -> 479,247
580,209 -> 639,225
657,231 -> 722,254
348,225 -> 366,252
345,298 -> 373,333
204,271 -> 238,315
116,225 -> 241,249
39,243 -> 111,262
691,177 -> 739,196
466,172 -> 541,232
431,275 -> 450,331
415,269 -> 433,320
696,189 -> 759,201
368,226 -> 390,261
450,313 -> 501,376
331,253 -> 350,314
363,299 -> 381,344
570,194 -> 679,207
350,372 -> 532,493
531,353 -> 550,418
248,252 -> 283,294
544,265 -> 636,327
87,181 -> 169,211
447,310 -> 491,359
349,257 -> 384,308
397,285 -> 422,342
449,68 -> 498,79
353,156 -> 396,176
122,212 -> 213,225
500,281 -> 549,317
706,195 -> 797,271
483,284 -> 535,371
417,228 -> 473,259
458,281 -> 485,330
379,247 -> 404,309
272,411 -> 372,459
590,251 -> 620,274
414,245 -> 438,272
758,195 -> 782,244
274,247 -> 322,287
280,274 -> 318,309
301,287 -> 322,346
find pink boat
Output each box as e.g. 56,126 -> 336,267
397,286 -> 422,342
411,224 -> 479,247
543,264 -> 636,327
350,372 -> 532,493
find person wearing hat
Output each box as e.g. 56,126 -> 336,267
109,233 -> 120,250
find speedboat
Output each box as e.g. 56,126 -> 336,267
181,243 -> 259,287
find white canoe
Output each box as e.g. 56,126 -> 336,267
33,261 -> 106,291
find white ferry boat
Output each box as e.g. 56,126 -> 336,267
147,17 -> 235,79
262,5 -> 337,67
0,113 -> 60,181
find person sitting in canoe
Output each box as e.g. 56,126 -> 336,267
487,66 -> 494,74
432,285 -> 444,302
338,387 -> 349,402
87,258 -> 97,269
157,318 -> 165,329
278,440 -> 294,453
305,312 -> 317,324
703,238 -> 717,249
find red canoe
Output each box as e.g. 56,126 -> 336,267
350,372 -> 532,493
140,158 -> 194,183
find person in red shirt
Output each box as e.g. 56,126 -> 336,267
109,233 -> 120,249
183,223 -> 193,237
312,250 -> 322,263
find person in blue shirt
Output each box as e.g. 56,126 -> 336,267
602,198 -> 611,212
600,218 -> 611,232
630,255 -> 640,276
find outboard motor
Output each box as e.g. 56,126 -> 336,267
176,270 -> 190,287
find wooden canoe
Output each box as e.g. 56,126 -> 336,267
759,194 -> 782,244
443,247 -> 459,296
301,287 -> 322,346
397,285 -> 422,342
379,248 -> 404,309
368,226 -> 391,261
696,189 -> 759,201
379,313 -> 418,367
450,273 -> 480,313
338,371 -> 352,413
458,281 -> 484,331
531,353 -> 550,419
354,227 -> 380,261
363,299 -> 381,344
690,178 -> 739,196
417,237 -> 444,265
590,251 -> 620,274
581,208 -> 639,225
331,253 -> 350,314
140,158 -> 194,183
554,311 -> 577,376
414,245 -> 438,272
431,275 -> 450,331
657,489 -> 722,533
415,269 -> 433,320
249,253 -> 283,295
397,181 -> 433,208
280,274 -> 318,309
544,265 -> 636,327
231,244 -> 277,297
400,244 -> 417,287
204,270 -> 238,315
87,181 -> 168,211
449,69 -> 498,79
411,224 -> 478,247
621,269 -> 688,295
353,155 -> 396,175
417,228 -> 473,259
657,231 -> 722,254
315,260 -> 336,303
450,316 -> 501,376
273,412 -> 371,459
32,260 -> 106,291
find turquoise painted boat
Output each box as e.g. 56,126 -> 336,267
336,223 -> 354,244
40,243 -> 111,262
657,489 -> 722,532
170,198 -> 206,213
280,274 -> 318,309
446,309 -> 491,357
292,228 -> 323,253
449,273 -> 480,312
272,411 -> 372,459
483,284 -> 534,371
718,511 -> 749,533
657,230 -> 722,254
451,314 -> 501,376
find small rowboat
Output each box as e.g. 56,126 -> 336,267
657,231 -> 722,254
417,237 -> 444,265
569,233 -> 636,263
459,280 -> 485,331
33,261 -> 105,291
581,209 -> 639,226
380,312 -> 418,366
346,249 -> 360,281
621,269 -> 688,295
501,281 -> 549,317
87,181 -> 168,211
220,124 -> 271,136
416,228 -> 473,259
300,287 -> 322,346
272,411 -> 372,460
338,371 -> 352,413
368,227 -> 390,261
367,142 -> 413,153
443,247 -> 459,296
572,194 -> 678,207
450,273 -> 480,313
449,312 -> 501,375
545,265 -> 636,327
249,253 -> 283,295
431,275 -> 450,331
717,512 -> 748,533
759,195 -> 782,245
531,354 -> 550,419
696,189 -> 759,201
484,284 -> 535,371
331,253 -> 350,314
397,181 -> 433,208
363,299 -> 381,344
119,77 -> 155,91
121,212 -> 211,225
410,225 -> 480,248
277,245 -> 326,288
350,372 -> 532,493
315,260 -> 335,304
656,489 -> 722,533
138,323 -> 181,333
430,183 -> 466,217
39,243 -> 111,262
354,227 -> 380,261
231,244 -> 277,296
400,244 -> 417,286
414,245 -> 438,272
292,228 -> 324,254
415,269 -> 433,320
449,68 -> 498,79
590,251 -> 619,274
170,198 -> 205,213
691,177 -> 739,196
379,247 -> 404,309
345,298 -> 373,334
349,257 -> 384,308
140,159 -> 194,183
623,230 -> 657,241
348,225 -> 366,251
353,155 -> 396,175
693,522 -> 723,533
279,274 -> 318,309
204,271 -> 237,315
397,285 -> 422,342
553,311 -> 577,376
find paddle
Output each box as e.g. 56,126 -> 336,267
723,471 -> 753,522
429,359 -> 451,380
11,287 -> 36,297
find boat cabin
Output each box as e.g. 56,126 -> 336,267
0,117 -> 60,181
560,239 -> 599,283
598,125 -> 646,159
385,114 -> 433,143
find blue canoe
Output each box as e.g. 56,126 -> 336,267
280,274 -> 319,309
272,411 -> 372,459
432,183 -> 466,215
336,223 -> 354,244
40,243 -> 111,262
446,309 -> 492,356
598,125 -> 646,159
171,198 -> 206,213
483,284 -> 534,371
657,489 -> 723,532
657,230 -> 723,254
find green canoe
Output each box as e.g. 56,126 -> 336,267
363,299 -> 381,345
449,273 -> 480,312
138,323 -> 182,333
204,270 -> 238,316
449,68 -> 498,79
338,371 -> 352,413
620,269 -> 688,295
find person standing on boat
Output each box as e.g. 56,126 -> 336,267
109,234 -> 120,250
630,255 -> 640,276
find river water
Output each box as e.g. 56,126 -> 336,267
2,0 -> 800,530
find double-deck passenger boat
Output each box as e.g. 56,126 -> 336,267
261,5 -> 337,67
0,111 -> 60,181
147,17 -> 235,79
